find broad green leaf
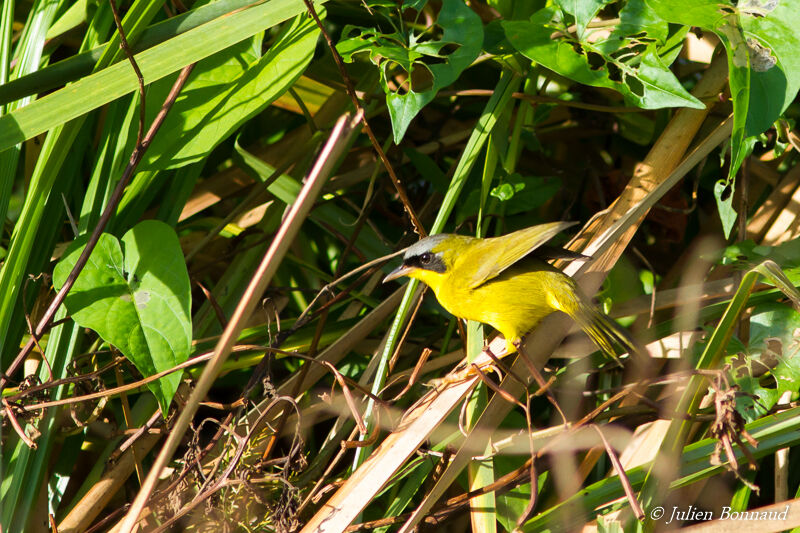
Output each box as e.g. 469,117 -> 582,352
646,0 -> 800,231
140,12 -> 320,170
555,0 -> 613,39
729,302 -> 800,422
740,0 -> 800,136
503,8 -> 703,110
616,0 -> 668,43
53,220 -> 192,414
644,0 -> 726,28
388,0 -> 482,142
487,0 -> 544,21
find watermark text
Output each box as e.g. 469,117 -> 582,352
649,504 -> 790,525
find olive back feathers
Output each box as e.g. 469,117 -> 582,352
463,221 -> 577,289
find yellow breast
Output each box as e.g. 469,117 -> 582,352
433,260 -> 579,352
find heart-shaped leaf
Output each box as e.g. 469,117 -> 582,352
53,220 -> 192,414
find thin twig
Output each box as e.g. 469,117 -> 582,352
195,280 -> 228,329
300,0 -> 426,236
114,408 -> 162,458
440,89 -> 648,113
389,347 -> 432,402
470,363 -> 526,410
108,0 -> 145,147
7,356 -> 125,401
2,398 -> 36,448
5,346 -> 259,412
513,340 -> 568,425
593,424 -> 645,520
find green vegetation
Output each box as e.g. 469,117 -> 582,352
1,0 -> 800,531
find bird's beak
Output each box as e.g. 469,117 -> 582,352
383,265 -> 414,283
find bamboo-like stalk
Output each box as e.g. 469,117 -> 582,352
117,112 -> 362,533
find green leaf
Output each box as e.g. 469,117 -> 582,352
401,0 -> 428,12
644,0 -> 726,28
341,0 -> 483,143
487,0 -> 544,21
0,0 -> 263,107
52,221 -> 192,414
503,9 -> 703,110
713,179 -> 737,239
646,0 -> 800,124
45,0 -> 89,40
717,237 -> 800,272
645,0 -> 800,182
490,181 -> 519,201
729,302 -> 800,422
715,134 -> 755,239
140,12 -> 320,170
717,13 -> 751,183
337,27 -> 422,73
616,0 -> 668,43
555,0 -> 612,39
740,0 -> 800,136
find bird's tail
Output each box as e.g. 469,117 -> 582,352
552,284 -> 642,365
573,304 -> 642,365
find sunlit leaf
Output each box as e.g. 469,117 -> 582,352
53,221 -> 191,414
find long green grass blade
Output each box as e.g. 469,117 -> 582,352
0,0 -> 326,154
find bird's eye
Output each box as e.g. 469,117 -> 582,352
420,252 -> 433,264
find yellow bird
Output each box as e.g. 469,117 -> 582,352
383,221 -> 638,360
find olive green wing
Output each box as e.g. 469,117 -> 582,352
465,221 -> 578,289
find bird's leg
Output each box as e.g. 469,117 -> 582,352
481,342 -> 517,376
433,336 -> 527,388
513,338 -> 568,426
435,338 -> 508,387
468,340 -> 514,376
